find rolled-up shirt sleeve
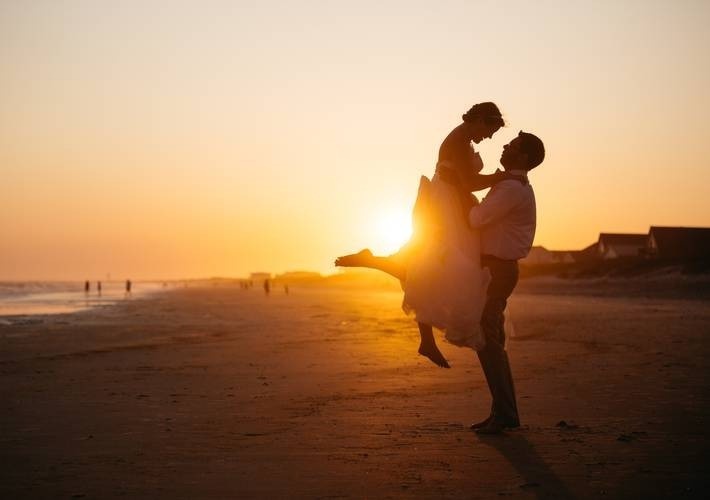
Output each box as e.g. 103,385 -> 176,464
468,181 -> 523,229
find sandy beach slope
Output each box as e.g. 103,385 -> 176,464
1,283 -> 709,498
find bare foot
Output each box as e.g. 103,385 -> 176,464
418,341 -> 451,368
335,248 -> 374,267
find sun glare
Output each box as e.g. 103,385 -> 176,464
372,208 -> 412,255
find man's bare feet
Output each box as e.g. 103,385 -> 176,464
418,341 -> 451,368
335,249 -> 374,267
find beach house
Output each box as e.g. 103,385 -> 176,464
646,226 -> 710,261
596,233 -> 647,259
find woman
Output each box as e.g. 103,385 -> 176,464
336,102 -> 513,368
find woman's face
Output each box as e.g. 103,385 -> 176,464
467,118 -> 500,144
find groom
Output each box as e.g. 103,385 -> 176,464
467,131 -> 545,434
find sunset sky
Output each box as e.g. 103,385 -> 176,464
2,0 -> 709,280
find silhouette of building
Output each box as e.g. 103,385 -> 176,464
571,242 -> 600,263
521,246 -> 555,265
521,246 -> 576,266
553,251 -> 575,263
645,226 -> 710,261
596,233 -> 647,259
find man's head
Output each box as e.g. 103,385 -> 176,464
500,131 -> 545,171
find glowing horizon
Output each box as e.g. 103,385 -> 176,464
2,1 -> 710,280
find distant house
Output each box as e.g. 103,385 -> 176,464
572,242 -> 599,263
521,246 -> 576,266
550,250 -> 575,264
596,233 -> 647,259
521,246 -> 555,265
646,226 -> 710,260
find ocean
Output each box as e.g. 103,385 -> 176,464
0,281 -> 166,320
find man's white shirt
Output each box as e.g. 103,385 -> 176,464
468,173 -> 536,260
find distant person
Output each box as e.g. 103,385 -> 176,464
125,279 -> 132,295
284,284 -> 289,295
97,281 -> 102,296
263,279 -> 270,296
84,280 -> 90,294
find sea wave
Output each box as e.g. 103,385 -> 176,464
0,281 -> 82,300
0,281 -> 165,318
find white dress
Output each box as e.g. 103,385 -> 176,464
400,171 -> 490,350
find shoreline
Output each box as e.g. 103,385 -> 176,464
0,281 -> 170,321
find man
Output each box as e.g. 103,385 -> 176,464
468,131 -> 545,434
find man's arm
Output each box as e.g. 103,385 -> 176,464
468,181 -> 523,229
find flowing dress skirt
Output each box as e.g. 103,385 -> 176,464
400,174 -> 490,350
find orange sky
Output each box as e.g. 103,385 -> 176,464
2,1 -> 710,280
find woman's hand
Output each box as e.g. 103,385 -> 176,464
470,151 -> 484,172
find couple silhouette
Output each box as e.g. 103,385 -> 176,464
336,102 -> 545,434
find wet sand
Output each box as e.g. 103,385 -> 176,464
1,283 -> 709,498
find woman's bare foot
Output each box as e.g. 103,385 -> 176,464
418,340 -> 451,368
417,322 -> 450,368
335,248 -> 374,267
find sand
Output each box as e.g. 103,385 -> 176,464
1,282 -> 709,499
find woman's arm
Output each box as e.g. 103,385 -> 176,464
438,124 -> 524,192
460,169 -> 528,192
461,171 -> 502,192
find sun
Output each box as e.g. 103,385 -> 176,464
372,208 -> 412,255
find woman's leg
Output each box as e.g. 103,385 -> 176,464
337,248 -> 449,368
335,249 -> 406,281
417,322 -> 450,368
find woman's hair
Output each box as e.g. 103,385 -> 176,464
462,102 -> 505,128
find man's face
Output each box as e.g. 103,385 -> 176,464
500,137 -> 523,169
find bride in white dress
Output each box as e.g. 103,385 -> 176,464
401,170 -> 490,351
336,102 -> 519,367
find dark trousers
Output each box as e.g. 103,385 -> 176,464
477,256 -> 520,425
